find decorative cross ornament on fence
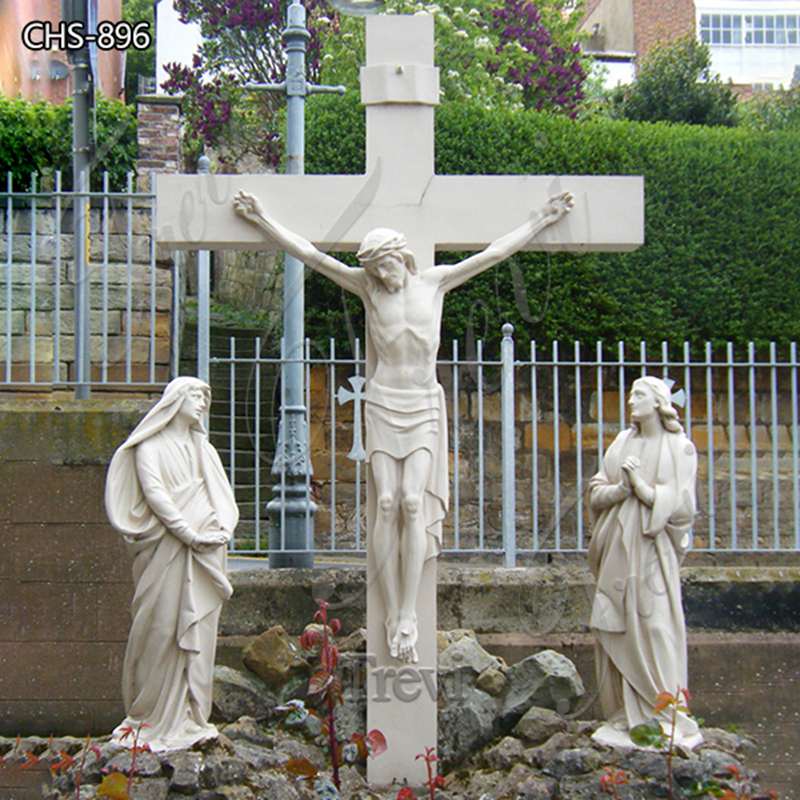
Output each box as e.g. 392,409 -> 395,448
156,13 -> 643,788
337,376 -> 367,461
664,377 -> 687,408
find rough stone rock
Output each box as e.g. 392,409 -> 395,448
249,769 -> 305,800
455,763 -> 556,800
337,627 -> 367,653
673,755 -> 713,785
106,749 -> 163,778
700,727 -> 756,757
514,705 -> 568,745
559,774 -> 655,799
619,747 -> 669,780
200,754 -> 249,788
699,747 -> 744,778
212,666 -> 277,722
439,635 -> 500,675
231,739 -> 287,770
525,731 -> 579,769
272,730 -> 326,768
508,771 -> 558,800
500,649 -> 584,726
243,625 -> 309,688
166,751 -> 204,793
335,687 -> 368,741
483,735 -> 526,770
197,787 -> 255,800
220,717 -> 274,747
542,747 -> 602,779
130,778 -> 169,800
338,651 -> 368,696
476,666 -> 508,696
438,683 -> 498,766
439,664 -> 480,703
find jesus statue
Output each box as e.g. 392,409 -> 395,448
234,189 -> 574,663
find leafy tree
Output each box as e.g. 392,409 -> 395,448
162,0 -> 588,169
610,36 -> 737,127
739,85 -> 800,131
162,0 -> 336,168
323,0 -> 588,113
122,0 -> 155,101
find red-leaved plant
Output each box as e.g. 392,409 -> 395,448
402,746 -> 445,800
283,598 -> 386,793
599,765 -> 628,798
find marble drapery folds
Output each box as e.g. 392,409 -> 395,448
105,377 -> 238,752
588,419 -> 701,750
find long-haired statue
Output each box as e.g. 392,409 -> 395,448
105,377 -> 238,751
588,376 -> 701,749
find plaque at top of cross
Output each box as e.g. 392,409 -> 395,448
156,13 -> 643,788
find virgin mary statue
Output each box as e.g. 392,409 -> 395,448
588,376 -> 702,750
105,377 -> 238,752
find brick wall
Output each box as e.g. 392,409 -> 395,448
0,399 -> 151,738
136,97 -> 182,182
633,0 -> 696,60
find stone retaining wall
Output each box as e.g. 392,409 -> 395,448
0,203 -> 173,384
0,399 -> 150,736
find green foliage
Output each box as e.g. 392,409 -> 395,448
122,0 -> 156,101
610,37 -> 738,127
0,94 -> 137,190
322,0 -> 588,113
739,85 -> 800,132
629,718 -> 665,748
304,92 -> 800,354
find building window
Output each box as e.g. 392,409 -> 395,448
700,14 -> 742,45
700,13 -> 800,46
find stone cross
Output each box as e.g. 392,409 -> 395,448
337,375 -> 367,461
156,14 -> 643,786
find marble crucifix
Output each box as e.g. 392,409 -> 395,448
156,13 -> 643,786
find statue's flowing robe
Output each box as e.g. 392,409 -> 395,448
588,426 -> 700,746
105,379 -> 238,752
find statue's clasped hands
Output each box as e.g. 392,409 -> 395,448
191,529 -> 229,553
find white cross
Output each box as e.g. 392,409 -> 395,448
156,14 -> 643,787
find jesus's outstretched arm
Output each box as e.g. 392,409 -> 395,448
437,191 -> 574,292
233,190 -> 364,297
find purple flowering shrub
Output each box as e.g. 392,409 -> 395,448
162,0 -> 588,168
162,0 -> 339,168
491,0 -> 586,116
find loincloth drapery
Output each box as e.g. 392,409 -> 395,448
364,382 -> 441,461
364,380 -> 448,560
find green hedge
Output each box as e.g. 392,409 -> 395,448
0,94 -> 137,191
304,93 -> 800,354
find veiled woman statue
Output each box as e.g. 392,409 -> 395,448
105,377 -> 238,751
588,376 -> 702,750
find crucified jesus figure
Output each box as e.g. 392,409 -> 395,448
233,189 -> 574,663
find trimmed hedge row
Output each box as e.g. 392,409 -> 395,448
0,94 -> 137,191
304,93 -> 800,353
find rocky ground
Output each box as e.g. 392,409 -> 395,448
2,628 -> 775,799
1,716 -> 767,799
